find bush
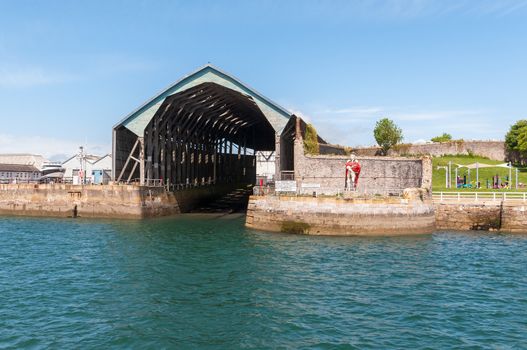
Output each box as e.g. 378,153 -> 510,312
431,133 -> 452,142
304,124 -> 320,155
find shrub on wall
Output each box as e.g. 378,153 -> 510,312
391,143 -> 411,155
304,124 -> 320,155
431,133 -> 452,142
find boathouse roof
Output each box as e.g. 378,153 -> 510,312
113,64 -> 293,137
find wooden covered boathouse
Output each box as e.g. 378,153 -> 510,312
112,64 -> 297,192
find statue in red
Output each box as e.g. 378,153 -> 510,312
345,155 -> 361,191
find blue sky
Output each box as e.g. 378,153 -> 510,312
0,0 -> 526,159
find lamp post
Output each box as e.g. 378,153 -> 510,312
476,162 -> 479,189
448,161 -> 452,188
77,146 -> 86,185
437,166 -> 448,188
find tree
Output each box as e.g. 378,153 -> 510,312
517,128 -> 527,152
373,118 -> 403,155
431,133 -> 452,142
505,120 -> 527,151
505,120 -> 527,164
303,123 -> 319,155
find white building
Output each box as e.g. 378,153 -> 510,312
0,164 -> 41,183
256,151 -> 275,183
62,154 -> 112,185
91,154 -> 112,184
0,154 -> 47,170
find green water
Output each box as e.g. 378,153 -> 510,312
1,215 -> 526,349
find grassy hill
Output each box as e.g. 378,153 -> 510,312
432,155 -> 527,192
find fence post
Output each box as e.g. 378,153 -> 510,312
457,192 -> 460,201
524,193 -> 526,203
475,192 -> 478,202
440,192 -> 443,202
503,192 -> 506,201
493,192 -> 496,201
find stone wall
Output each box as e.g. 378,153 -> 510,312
246,195 -> 436,236
247,196 -> 527,236
500,203 -> 527,233
435,200 -> 527,233
0,183 -> 239,219
435,201 -> 502,231
351,141 -> 505,161
295,139 -> 430,196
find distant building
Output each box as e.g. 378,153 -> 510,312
62,154 -> 112,185
256,151 -> 275,182
0,164 -> 41,183
0,154 -> 47,170
91,154 -> 112,184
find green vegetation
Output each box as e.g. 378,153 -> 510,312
373,118 -> 403,155
505,119 -> 527,165
391,143 -> 411,155
432,155 -> 527,192
431,133 -> 452,142
281,221 -> 311,234
303,123 -> 319,155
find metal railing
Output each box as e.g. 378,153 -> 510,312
280,171 -> 295,180
0,179 -> 39,184
127,178 -> 165,187
433,191 -> 527,202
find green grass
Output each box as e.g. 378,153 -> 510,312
432,155 -> 527,192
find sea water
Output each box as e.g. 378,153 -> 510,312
0,215 -> 526,349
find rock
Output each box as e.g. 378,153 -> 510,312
402,187 -> 429,201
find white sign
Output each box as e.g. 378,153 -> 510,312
301,183 -> 321,188
275,180 -> 297,192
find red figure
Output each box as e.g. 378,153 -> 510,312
345,157 -> 361,190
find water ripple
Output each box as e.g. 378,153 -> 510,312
0,216 -> 526,349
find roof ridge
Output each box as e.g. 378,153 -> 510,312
113,64 -> 291,131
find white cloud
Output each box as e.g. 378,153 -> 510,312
315,105 -> 486,121
289,109 -> 313,123
292,104 -> 503,146
391,109 -> 484,121
0,54 -> 155,88
0,133 -> 110,160
0,65 -> 76,88
321,107 -> 384,115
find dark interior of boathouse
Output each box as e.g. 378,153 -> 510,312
112,65 -> 297,210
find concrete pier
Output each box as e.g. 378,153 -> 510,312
246,195 -> 436,236
0,183 -> 239,219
